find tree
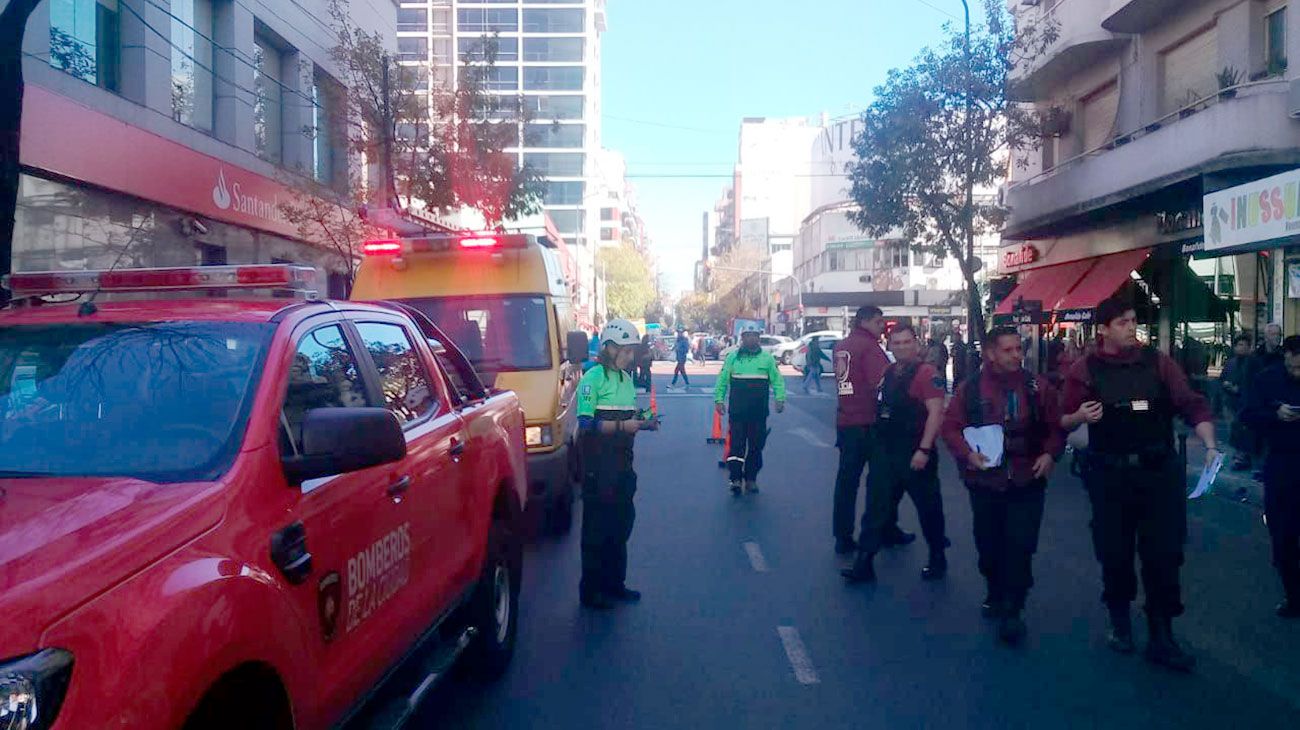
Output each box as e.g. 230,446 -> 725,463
674,292 -> 728,334
846,0 -> 1056,339
598,242 -> 655,321
278,174 -> 383,298
0,0 -> 45,304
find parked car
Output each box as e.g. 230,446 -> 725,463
719,334 -> 792,360
773,330 -> 842,365
792,332 -> 845,374
0,264 -> 528,730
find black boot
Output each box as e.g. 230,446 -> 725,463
841,551 -> 876,583
1144,615 -> 1195,672
921,552 -> 947,581
882,527 -> 916,547
834,537 -> 858,555
981,583 -> 1004,619
998,610 -> 1027,646
580,591 -> 615,610
1106,605 -> 1136,654
1277,599 -> 1300,618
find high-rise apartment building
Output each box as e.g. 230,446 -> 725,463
397,0 -> 607,320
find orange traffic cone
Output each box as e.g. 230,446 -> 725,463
649,384 -> 658,416
717,428 -> 731,469
707,408 -> 725,444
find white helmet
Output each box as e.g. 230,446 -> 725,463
600,318 -> 641,346
740,323 -> 763,335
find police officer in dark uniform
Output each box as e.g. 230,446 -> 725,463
1061,297 -> 1217,671
1242,335 -> 1300,618
842,324 -> 948,583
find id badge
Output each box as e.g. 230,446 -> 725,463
1131,400 -> 1150,412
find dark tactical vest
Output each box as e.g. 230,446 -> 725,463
876,362 -> 924,448
1085,347 -> 1174,457
963,369 -> 1044,458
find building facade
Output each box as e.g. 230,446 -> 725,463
398,0 -> 607,323
10,0 -> 384,296
1001,0 -> 1300,358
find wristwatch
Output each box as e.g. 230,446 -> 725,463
917,446 -> 934,455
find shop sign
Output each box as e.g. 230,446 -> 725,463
826,239 -> 876,251
1156,208 -> 1203,235
1204,167 -> 1300,252
927,306 -> 955,316
994,310 -> 1049,325
1001,244 -> 1040,270
1058,308 -> 1094,324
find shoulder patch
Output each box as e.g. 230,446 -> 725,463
581,384 -> 592,397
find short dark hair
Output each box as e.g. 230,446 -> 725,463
1095,296 -> 1136,327
1283,335 -> 1300,356
1233,333 -> 1252,346
986,326 -> 1020,346
888,323 -> 917,340
855,305 -> 884,322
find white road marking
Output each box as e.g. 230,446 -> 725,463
777,626 -> 820,685
742,541 -> 769,572
791,426 -> 832,449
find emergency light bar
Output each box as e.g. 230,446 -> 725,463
362,232 -> 532,256
3,264 -> 318,297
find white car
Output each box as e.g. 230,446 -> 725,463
773,330 -> 842,366
792,333 -> 843,374
719,334 -> 792,360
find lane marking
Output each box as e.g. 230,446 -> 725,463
742,541 -> 769,572
790,426 -> 833,449
777,626 -> 820,685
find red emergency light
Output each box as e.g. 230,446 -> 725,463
3,264 -> 317,297
361,233 -> 531,256
361,240 -> 403,256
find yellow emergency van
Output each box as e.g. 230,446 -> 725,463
352,232 -> 588,534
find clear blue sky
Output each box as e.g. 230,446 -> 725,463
601,0 -> 961,296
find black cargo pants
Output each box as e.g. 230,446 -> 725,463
580,431 -> 637,599
858,437 -> 945,556
969,482 -> 1047,611
1264,462 -> 1300,603
1084,454 -> 1187,617
727,416 -> 770,482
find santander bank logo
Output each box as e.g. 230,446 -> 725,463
212,168 -> 232,210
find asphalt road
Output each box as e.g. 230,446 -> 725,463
411,361 -> 1300,729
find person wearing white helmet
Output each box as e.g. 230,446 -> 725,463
715,324 -> 786,495
575,318 -> 659,609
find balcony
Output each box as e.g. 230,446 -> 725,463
1009,0 -> 1130,102
1101,0 -> 1183,34
1004,80 -> 1300,237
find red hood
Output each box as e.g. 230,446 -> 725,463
0,477 -> 225,654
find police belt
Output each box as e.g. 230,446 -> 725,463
1086,448 -> 1175,470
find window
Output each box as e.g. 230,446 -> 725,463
398,36 -> 427,61
312,69 -> 343,186
545,181 -> 585,205
355,323 -> 438,425
283,325 -> 368,453
459,36 -> 518,62
600,228 -> 617,241
170,0 -> 214,130
886,244 -> 910,268
526,122 -> 584,148
523,37 -> 584,62
524,152 -> 584,175
49,0 -> 120,91
398,296 -> 554,371
458,7 -> 519,33
1267,7 -> 1288,75
546,209 -> 584,234
524,66 -> 584,90
482,66 -> 519,91
1079,80 -> 1118,152
522,8 -> 584,33
523,94 -> 584,119
600,207 -> 616,221
253,34 -> 283,163
0,322 -> 272,481
397,7 -> 427,32
1159,26 -> 1218,115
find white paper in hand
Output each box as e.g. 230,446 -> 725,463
962,425 -> 1004,469
1188,451 -> 1224,500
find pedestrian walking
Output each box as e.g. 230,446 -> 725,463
940,327 -> 1063,646
951,331 -> 970,390
1221,333 -> 1255,470
671,329 -> 691,387
1061,297 -> 1217,671
1255,323 -> 1285,372
576,319 -> 660,610
635,334 -> 654,392
1241,335 -> 1300,618
842,324 -> 948,584
925,335 -> 950,392
803,335 -> 828,394
832,306 -> 913,555
715,325 -> 786,495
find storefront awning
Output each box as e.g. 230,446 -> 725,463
1053,248 -> 1152,322
993,259 -> 1096,318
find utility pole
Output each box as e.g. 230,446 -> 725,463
380,55 -> 396,209
961,0 -> 978,344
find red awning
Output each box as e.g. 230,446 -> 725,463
1054,248 -> 1151,314
994,259 -> 1096,316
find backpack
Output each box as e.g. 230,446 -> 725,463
962,369 -> 1042,429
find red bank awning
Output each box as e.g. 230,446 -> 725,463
1054,248 -> 1152,319
994,258 -> 1096,317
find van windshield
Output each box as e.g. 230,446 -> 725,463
400,295 -> 552,372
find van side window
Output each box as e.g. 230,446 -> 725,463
436,353 -> 475,404
354,322 -> 439,426
282,325 -> 367,454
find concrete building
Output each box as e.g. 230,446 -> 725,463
9,0 -> 390,296
1001,0 -> 1300,352
400,0 -> 607,323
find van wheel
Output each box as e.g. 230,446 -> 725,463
463,520 -> 520,681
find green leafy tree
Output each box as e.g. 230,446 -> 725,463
846,0 -> 1056,338
599,242 -> 656,321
